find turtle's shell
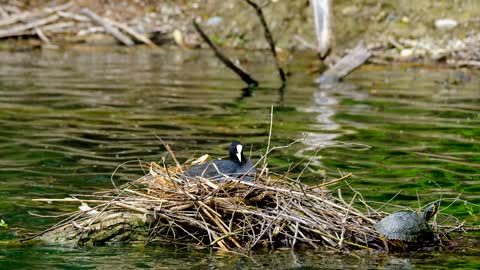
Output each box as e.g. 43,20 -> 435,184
375,211 -> 432,241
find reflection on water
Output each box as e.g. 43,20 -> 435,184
0,48 -> 478,268
300,83 -> 370,167
1,244 -> 479,269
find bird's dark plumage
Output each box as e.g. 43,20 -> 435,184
185,141 -> 256,180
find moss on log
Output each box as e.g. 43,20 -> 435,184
37,212 -> 153,245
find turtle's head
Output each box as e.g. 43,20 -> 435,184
423,201 -> 440,221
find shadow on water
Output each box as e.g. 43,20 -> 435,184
0,48 -> 478,268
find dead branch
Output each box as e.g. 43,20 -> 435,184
316,41 -> 371,84
107,19 -> 156,47
0,1 -> 73,27
0,14 -> 59,38
192,19 -> 259,88
244,0 -> 287,86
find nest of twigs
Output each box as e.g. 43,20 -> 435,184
145,163 -> 383,252
30,155 -> 386,254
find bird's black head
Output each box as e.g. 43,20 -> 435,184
229,141 -> 246,164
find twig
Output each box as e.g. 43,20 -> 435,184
35,27 -> 51,44
114,202 -> 150,214
307,173 -> 352,190
41,21 -> 74,32
27,211 -> 75,218
152,134 -> 183,173
32,198 -> 107,203
57,11 -> 90,22
293,34 -> 317,50
260,105 -> 274,174
110,160 -> 142,189
338,193 -> 357,248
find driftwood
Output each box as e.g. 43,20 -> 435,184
0,1 -> 157,47
30,211 -> 152,245
107,18 -> 156,47
0,1 -> 477,69
0,14 -> 59,38
316,42 -> 372,84
0,1 -> 72,27
57,11 -> 90,22
34,27 -> 49,43
41,22 -> 75,33
0,6 -> 9,19
80,8 -> 134,46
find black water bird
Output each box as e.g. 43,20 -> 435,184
185,141 -> 256,180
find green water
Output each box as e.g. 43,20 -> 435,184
0,48 -> 478,269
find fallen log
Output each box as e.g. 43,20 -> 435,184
29,212 -> 153,245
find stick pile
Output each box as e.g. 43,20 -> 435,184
0,1 -> 157,47
143,164 -> 380,252
32,159 -> 383,253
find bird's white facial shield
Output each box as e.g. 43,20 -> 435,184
236,144 -> 243,162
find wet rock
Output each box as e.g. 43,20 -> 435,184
400,49 -> 413,58
206,16 -> 223,26
434,18 -> 458,30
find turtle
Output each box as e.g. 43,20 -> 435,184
375,201 -> 439,241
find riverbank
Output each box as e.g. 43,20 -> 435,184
0,0 -> 479,68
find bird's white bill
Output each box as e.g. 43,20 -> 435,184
236,144 -> 243,162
